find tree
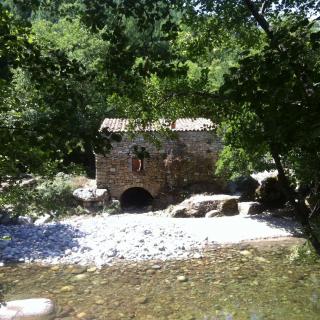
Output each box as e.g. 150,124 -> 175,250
126,1 -> 320,253
0,0 -> 185,177
190,0 -> 320,253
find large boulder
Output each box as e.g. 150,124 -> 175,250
16,216 -> 33,225
205,210 -> 220,218
238,201 -> 263,215
251,170 -> 278,185
256,177 -> 286,208
19,178 -> 37,188
227,176 -> 259,201
168,194 -> 240,218
0,298 -> 55,320
217,197 -> 239,215
73,188 -> 109,207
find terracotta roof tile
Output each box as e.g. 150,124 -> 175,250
100,118 -> 215,132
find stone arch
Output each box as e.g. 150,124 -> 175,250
120,187 -> 154,209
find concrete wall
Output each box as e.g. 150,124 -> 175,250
95,131 -> 222,199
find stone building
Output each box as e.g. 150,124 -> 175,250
95,118 -> 223,207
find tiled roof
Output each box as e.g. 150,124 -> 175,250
100,118 -> 215,132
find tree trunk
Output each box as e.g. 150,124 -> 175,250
243,0 -> 274,38
270,146 -> 320,254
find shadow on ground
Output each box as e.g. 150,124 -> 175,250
0,223 -> 84,263
246,214 -> 303,236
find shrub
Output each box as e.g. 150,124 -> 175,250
0,184 -> 34,218
103,200 -> 121,215
289,241 -> 319,264
0,172 -> 94,220
35,173 -> 75,214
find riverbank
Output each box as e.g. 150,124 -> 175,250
0,212 -> 301,266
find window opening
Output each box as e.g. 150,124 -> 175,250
132,158 -> 143,172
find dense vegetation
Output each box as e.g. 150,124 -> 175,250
1,0 -> 320,252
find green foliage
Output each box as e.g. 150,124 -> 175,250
216,146 -> 274,180
131,145 -> 150,160
0,184 -> 34,218
103,200 -> 121,215
1,0 -> 320,218
0,172 -> 85,218
0,0 -> 188,178
35,173 -> 75,214
289,241 -> 320,264
213,15 -> 320,186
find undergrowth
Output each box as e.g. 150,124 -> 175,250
289,241 -> 320,264
0,172 -> 91,219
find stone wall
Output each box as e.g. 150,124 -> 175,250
95,131 -> 222,199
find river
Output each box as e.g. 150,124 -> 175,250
1,238 -> 319,319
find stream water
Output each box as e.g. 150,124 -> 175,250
1,239 -> 319,320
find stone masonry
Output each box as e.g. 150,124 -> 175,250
95,118 -> 223,200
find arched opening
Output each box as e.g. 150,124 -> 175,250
120,187 -> 153,210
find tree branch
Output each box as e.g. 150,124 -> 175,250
243,0 -> 273,39
260,0 -> 271,15
309,200 -> 320,220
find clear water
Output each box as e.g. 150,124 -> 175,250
1,239 -> 320,320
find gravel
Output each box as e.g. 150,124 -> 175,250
0,213 -> 301,267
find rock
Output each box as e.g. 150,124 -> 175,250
34,214 -> 51,225
0,298 -> 55,320
240,250 -> 252,257
60,285 -> 74,293
70,267 -> 87,274
73,188 -> 109,203
217,198 -> 239,215
251,170 -> 278,185
16,216 -> 33,225
51,266 -> 60,271
238,202 -> 263,215
19,178 -> 37,188
95,299 -> 104,305
73,274 -> 87,281
168,194 -> 240,218
104,199 -> 121,215
135,296 -> 148,304
227,176 -> 259,201
177,275 -> 188,282
205,210 -> 220,218
86,267 -> 97,273
76,312 -> 87,319
256,177 -> 286,208
146,269 -> 156,275
255,256 -> 269,263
